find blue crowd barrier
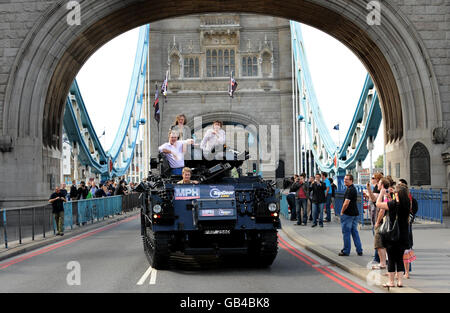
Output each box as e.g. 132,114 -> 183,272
410,188 -> 443,223
337,184 -> 443,224
280,193 -> 289,219
60,196 -> 124,229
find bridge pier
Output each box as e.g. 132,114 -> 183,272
0,138 -> 61,208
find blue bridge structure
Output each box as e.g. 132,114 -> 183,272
290,21 -> 382,188
63,25 -> 150,182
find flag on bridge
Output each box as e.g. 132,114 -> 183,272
228,72 -> 238,98
161,70 -> 168,102
153,84 -> 160,123
333,124 -> 339,131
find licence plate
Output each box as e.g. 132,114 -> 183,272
204,230 -> 231,235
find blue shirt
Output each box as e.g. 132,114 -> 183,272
324,178 -> 331,196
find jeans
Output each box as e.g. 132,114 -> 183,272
312,202 -> 324,226
287,194 -> 297,220
171,168 -> 183,175
373,249 -> 380,263
340,214 -> 363,255
325,194 -> 332,221
296,198 -> 308,224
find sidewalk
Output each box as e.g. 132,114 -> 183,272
281,214 -> 450,293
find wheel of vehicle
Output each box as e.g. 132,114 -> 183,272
248,230 -> 278,267
142,228 -> 170,270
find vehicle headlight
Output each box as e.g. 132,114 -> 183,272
153,204 -> 162,214
268,203 -> 277,212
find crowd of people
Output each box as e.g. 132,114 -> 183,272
284,172 -> 337,227
284,170 -> 418,289
366,173 -> 417,289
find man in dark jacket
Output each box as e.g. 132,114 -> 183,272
49,186 -> 66,236
287,175 -> 300,221
95,184 -> 108,198
69,180 -> 78,201
77,181 -> 89,200
310,173 -> 326,227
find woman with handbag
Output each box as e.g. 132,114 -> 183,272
376,183 -> 411,289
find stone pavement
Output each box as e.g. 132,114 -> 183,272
281,213 -> 450,293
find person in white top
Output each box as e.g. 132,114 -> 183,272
200,120 -> 226,153
159,130 -> 194,175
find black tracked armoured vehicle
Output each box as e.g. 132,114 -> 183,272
135,147 -> 281,269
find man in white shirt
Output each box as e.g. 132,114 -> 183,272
159,130 -> 194,175
200,120 -> 226,154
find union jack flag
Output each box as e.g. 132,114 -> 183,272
228,72 -> 238,98
161,70 -> 168,101
153,84 -> 160,123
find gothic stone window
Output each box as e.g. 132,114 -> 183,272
242,56 -> 258,77
262,51 -> 272,77
170,54 -> 180,79
206,48 -> 235,77
410,142 -> 431,186
184,56 -> 199,78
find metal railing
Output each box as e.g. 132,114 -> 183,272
410,188 -> 443,223
0,193 -> 141,249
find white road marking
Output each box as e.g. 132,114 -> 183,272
137,265 -> 153,285
149,268 -> 157,285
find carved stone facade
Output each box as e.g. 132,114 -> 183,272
149,14 -> 293,179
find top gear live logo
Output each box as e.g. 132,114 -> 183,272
210,188 -> 234,199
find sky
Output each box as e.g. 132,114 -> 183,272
76,20 -> 384,169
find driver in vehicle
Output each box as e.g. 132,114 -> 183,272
177,167 -> 199,184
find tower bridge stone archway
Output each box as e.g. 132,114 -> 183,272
0,0 -> 448,212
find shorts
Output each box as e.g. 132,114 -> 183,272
374,224 -> 384,249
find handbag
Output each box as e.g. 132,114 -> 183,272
379,202 -> 400,243
403,249 -> 416,263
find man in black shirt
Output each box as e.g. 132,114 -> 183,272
49,186 -> 66,236
310,173 -> 326,227
114,180 -> 128,196
77,181 -> 89,200
95,184 -> 108,198
339,174 -> 363,256
287,175 -> 300,221
69,180 -> 78,201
